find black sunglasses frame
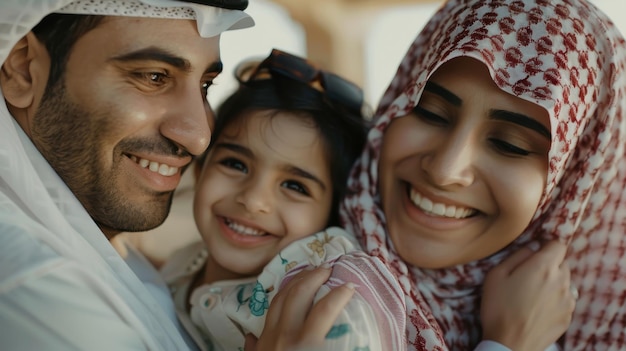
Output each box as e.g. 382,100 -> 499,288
235,49 -> 369,118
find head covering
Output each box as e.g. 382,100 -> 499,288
0,1 -> 252,350
341,0 -> 626,349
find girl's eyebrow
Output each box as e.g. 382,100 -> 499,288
424,81 -> 462,106
490,110 -> 551,139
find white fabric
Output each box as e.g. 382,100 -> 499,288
161,227 -> 402,351
0,1 -> 251,350
56,0 -> 254,38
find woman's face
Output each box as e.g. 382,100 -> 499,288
378,57 -> 551,269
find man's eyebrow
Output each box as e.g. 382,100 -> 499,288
111,47 -> 223,74
424,81 -> 462,106
490,109 -> 551,139
283,165 -> 327,192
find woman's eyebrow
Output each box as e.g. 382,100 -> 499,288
424,81 -> 462,106
490,109 -> 551,139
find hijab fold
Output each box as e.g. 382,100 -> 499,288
0,1 -> 251,349
341,0 -> 626,349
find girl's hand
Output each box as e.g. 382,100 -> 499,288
244,265 -> 355,351
481,240 -> 576,351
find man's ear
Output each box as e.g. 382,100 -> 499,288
0,32 -> 50,110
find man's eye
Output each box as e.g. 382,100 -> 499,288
202,80 -> 214,94
134,71 -> 168,86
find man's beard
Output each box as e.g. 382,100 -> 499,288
30,80 -> 173,234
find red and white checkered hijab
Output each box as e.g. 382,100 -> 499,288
341,0 -> 626,349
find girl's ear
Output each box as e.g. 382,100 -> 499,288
0,32 -> 50,111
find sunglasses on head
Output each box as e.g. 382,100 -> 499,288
235,49 -> 371,118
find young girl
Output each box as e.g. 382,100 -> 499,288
160,49 -> 401,350
339,0 -> 626,349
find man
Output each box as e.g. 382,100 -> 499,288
0,1 -> 254,349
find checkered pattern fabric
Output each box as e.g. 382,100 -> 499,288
341,0 -> 626,349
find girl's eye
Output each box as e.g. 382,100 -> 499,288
489,139 -> 531,156
281,180 -> 309,196
413,105 -> 449,125
220,157 -> 248,173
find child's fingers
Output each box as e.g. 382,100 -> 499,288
300,282 -> 355,344
278,266 -> 333,331
264,266 -> 331,330
243,333 -> 258,351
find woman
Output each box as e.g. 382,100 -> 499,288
340,0 -> 626,349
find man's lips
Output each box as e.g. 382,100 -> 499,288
128,155 -> 179,176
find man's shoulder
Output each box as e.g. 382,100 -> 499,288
0,220 -> 62,288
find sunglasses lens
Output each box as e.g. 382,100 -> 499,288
322,72 -> 364,115
237,49 -> 368,117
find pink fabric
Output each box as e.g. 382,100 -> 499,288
340,0 -> 626,350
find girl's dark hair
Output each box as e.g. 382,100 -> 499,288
201,75 -> 370,227
31,14 -> 105,90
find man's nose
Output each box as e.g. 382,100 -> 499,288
159,86 -> 213,156
421,135 -> 475,188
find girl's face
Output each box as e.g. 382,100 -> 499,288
378,57 -> 551,269
194,111 -> 333,282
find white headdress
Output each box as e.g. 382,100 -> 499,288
0,1 -> 252,349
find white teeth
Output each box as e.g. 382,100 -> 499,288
409,188 -> 475,219
226,218 -> 266,236
129,155 -> 179,177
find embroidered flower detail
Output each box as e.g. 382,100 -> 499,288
325,323 -> 350,339
307,231 -> 333,258
248,282 -> 269,317
285,260 -> 298,272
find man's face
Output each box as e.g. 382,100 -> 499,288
30,17 -> 222,237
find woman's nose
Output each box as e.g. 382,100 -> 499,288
421,136 -> 475,188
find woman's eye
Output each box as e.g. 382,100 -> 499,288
413,105 -> 449,125
490,139 -> 531,156
220,158 -> 248,173
281,180 -> 309,196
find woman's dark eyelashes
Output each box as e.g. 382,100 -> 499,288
413,105 -> 448,124
489,139 -> 531,156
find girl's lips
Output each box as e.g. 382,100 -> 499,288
217,216 -> 275,247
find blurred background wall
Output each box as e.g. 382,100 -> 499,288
126,0 -> 626,266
